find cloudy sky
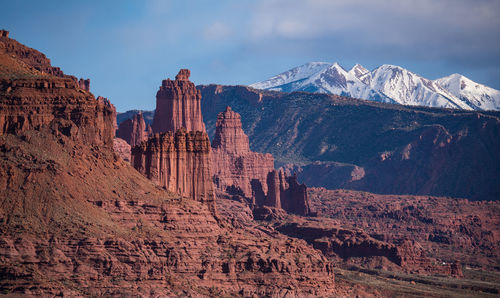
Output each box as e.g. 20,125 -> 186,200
1,0 -> 499,111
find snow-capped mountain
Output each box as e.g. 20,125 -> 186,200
435,73 -> 500,111
250,62 -> 331,91
364,65 -> 473,110
250,62 -> 500,111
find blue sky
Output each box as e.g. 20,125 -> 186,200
1,0 -> 499,112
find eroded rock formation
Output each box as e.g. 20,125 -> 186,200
308,188 -> 500,271
116,112 -> 148,147
0,129 -> 335,296
152,69 -> 205,133
255,170 -> 312,216
211,106 -> 312,216
211,106 -> 274,197
131,128 -> 216,215
0,34 -> 336,296
276,219 -> 463,277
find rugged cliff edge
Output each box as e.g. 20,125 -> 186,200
0,32 -> 116,147
211,106 -> 312,216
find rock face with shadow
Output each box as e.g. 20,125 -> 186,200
211,106 -> 312,216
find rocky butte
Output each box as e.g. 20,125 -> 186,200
0,30 -> 115,146
131,69 -> 216,215
211,106 -> 274,197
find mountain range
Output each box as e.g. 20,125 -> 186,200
250,62 -> 500,111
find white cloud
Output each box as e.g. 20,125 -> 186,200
203,21 -> 232,41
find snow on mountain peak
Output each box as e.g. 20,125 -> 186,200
249,62 -> 331,90
250,62 -> 499,111
435,74 -> 500,110
349,64 -> 369,78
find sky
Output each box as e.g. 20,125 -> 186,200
1,0 -> 499,112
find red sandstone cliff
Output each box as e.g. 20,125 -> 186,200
131,128 -> 216,215
116,112 -> 148,147
152,69 -> 205,133
0,32 -> 115,147
255,169 -> 312,216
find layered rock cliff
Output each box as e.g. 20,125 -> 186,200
0,31 -> 116,147
131,128 -> 216,215
211,106 -> 312,216
0,128 -> 336,296
152,69 -> 205,133
308,188 -> 500,271
276,219 -> 463,277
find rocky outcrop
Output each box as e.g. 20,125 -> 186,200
131,128 -> 216,215
116,112 -> 148,147
211,106 -> 274,197
211,106 -> 312,216
0,30 -> 72,79
255,170 -> 312,216
308,188 -> 500,271
152,69 -> 205,133
277,219 -> 462,277
78,78 -> 90,91
0,33 -> 116,147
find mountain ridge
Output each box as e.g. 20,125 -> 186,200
250,62 -> 500,111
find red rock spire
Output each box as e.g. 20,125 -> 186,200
152,69 -> 206,133
211,106 -> 274,198
212,106 -> 251,154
